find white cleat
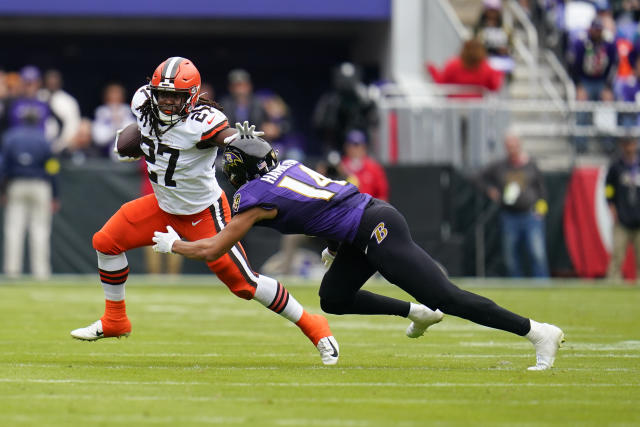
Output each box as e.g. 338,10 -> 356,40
70,319 -> 131,341
527,323 -> 565,371
406,306 -> 444,338
316,336 -> 339,365
71,320 -> 105,341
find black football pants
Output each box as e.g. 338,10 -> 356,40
319,199 -> 531,336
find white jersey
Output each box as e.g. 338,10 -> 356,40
131,86 -> 229,215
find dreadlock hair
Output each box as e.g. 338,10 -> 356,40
136,82 -> 224,140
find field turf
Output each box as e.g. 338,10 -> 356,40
0,276 -> 638,426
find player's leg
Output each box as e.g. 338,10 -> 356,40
607,222 -> 627,280
175,194 -> 338,364
500,212 -> 522,277
28,180 -> 53,280
356,200 -> 563,369
523,213 -> 549,278
3,180 -> 28,278
71,194 -> 167,340
319,243 -> 443,338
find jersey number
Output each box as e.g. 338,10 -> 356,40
277,165 -> 346,201
141,137 -> 179,187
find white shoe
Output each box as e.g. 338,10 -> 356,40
527,322 -> 564,371
70,319 -> 131,341
406,306 -> 444,338
71,320 -> 105,341
316,336 -> 339,365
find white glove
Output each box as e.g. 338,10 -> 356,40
223,121 -> 265,144
321,248 -> 336,269
112,135 -> 141,162
152,226 -> 180,254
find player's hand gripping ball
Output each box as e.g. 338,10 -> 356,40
114,123 -> 144,160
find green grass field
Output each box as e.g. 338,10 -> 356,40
0,277 -> 638,426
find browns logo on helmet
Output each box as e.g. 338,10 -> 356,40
149,57 -> 201,124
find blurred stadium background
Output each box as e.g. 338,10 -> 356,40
0,0 -> 637,280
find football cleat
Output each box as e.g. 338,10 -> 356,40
70,319 -> 130,341
316,336 -> 339,365
527,323 -> 564,371
406,306 -> 444,338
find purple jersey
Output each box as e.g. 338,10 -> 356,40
232,159 -> 371,242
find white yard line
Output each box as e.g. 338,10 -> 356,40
0,378 -> 637,387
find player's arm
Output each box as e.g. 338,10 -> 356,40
153,206 -> 277,261
198,127 -> 236,149
199,121 -> 264,149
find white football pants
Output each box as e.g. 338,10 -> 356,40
3,179 -> 53,279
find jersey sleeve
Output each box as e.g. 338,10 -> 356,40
131,85 -> 151,120
199,108 -> 229,141
231,184 -> 277,216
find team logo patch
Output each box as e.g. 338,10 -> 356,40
224,152 -> 243,167
232,193 -> 241,212
371,222 -> 388,244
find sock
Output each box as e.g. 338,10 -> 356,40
525,319 -> 542,343
253,275 -> 331,345
295,310 -> 332,346
97,251 -> 128,301
253,275 -> 303,322
97,251 -> 131,336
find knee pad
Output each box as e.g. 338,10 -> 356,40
92,230 -> 121,255
208,263 -> 256,300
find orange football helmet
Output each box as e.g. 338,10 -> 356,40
149,57 -> 201,124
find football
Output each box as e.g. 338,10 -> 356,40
115,123 -> 144,158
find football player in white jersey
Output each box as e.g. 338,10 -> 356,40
71,57 -> 339,365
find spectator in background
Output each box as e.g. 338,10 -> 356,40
478,131 -> 550,278
339,129 -> 389,201
1,110 -> 60,280
612,19 -> 636,100
618,55 -> 640,126
257,89 -> 305,160
568,17 -> 618,100
61,118 -> 101,165
4,72 -> 23,98
474,0 -> 515,76
568,17 -> 618,153
312,62 -> 376,154
259,90 -> 292,145
92,82 -> 136,158
220,69 -> 266,130
605,135 -> 640,281
38,69 -> 81,153
5,66 -> 53,142
612,0 -> 640,22
427,39 -> 504,98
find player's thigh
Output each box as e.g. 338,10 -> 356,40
320,243 -> 375,301
93,194 -> 168,254
174,195 -> 259,298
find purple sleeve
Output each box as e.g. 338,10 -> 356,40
232,183 -> 276,216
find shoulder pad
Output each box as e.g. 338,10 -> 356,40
131,85 -> 151,118
187,107 -> 229,140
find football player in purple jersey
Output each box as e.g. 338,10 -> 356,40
153,135 -> 565,371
